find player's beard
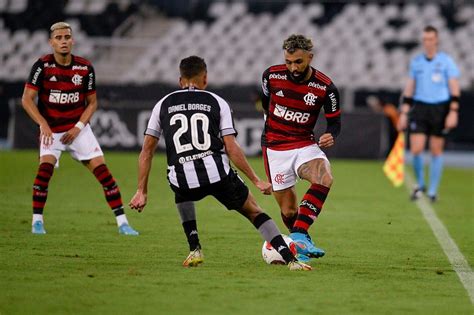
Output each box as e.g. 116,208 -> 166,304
289,66 -> 310,83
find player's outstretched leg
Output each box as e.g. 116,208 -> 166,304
290,183 -> 329,259
252,212 -> 312,271
238,194 -> 311,271
92,164 -> 138,235
31,162 -> 54,234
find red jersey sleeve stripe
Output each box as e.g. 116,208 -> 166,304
325,110 -> 341,118
74,56 -> 92,65
269,65 -> 287,72
316,72 -> 331,85
85,90 -> 96,96
25,83 -> 39,91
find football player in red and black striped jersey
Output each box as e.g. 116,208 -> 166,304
261,34 -> 341,262
22,22 -> 138,235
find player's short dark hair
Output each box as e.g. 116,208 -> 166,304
49,22 -> 72,38
423,25 -> 438,35
282,34 -> 313,53
179,56 -> 207,79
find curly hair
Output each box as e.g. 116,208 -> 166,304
282,34 -> 313,53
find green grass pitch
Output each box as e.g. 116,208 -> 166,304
0,150 -> 472,314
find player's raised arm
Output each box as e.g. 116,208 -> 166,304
222,135 -> 272,195
129,135 -> 159,212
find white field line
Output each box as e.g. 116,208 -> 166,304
405,173 -> 474,304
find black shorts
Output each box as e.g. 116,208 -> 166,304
409,101 -> 449,137
170,169 -> 249,210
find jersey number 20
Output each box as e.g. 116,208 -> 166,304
170,113 -> 211,154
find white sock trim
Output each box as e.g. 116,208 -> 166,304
32,214 -> 43,225
116,214 -> 128,227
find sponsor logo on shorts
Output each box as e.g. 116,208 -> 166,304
273,104 -> 310,123
49,90 -> 79,104
269,73 -> 287,80
274,173 -> 285,185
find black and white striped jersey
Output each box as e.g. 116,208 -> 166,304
145,88 -> 237,189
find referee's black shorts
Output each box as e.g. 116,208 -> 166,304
170,169 -> 249,210
409,101 -> 450,137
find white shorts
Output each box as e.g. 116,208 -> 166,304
264,144 -> 328,191
40,124 -> 103,168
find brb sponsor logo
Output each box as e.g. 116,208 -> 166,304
49,90 -> 79,104
274,104 -> 310,123
308,82 -> 327,91
269,73 -> 287,80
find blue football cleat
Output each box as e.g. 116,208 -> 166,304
290,232 -> 325,258
296,253 -> 311,263
118,224 -> 139,236
32,221 -> 46,234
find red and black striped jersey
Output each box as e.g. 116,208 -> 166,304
261,64 -> 341,150
25,54 -> 96,132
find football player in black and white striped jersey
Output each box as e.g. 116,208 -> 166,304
129,56 -> 311,271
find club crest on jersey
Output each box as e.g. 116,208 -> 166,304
49,90 -> 79,104
72,74 -> 83,86
303,92 -> 317,106
274,104 -> 310,123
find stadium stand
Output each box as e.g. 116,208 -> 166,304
0,1 -> 472,89
1,0 -> 473,153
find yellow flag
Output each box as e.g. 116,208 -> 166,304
383,133 -> 405,187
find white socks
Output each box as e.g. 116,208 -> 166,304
116,214 -> 129,227
32,214 -> 43,225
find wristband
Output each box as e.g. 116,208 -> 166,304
402,96 -> 413,106
75,121 -> 85,130
451,96 -> 460,103
449,108 -> 458,112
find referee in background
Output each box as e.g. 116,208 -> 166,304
398,25 -> 461,202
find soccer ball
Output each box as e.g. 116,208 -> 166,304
261,234 -> 297,265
